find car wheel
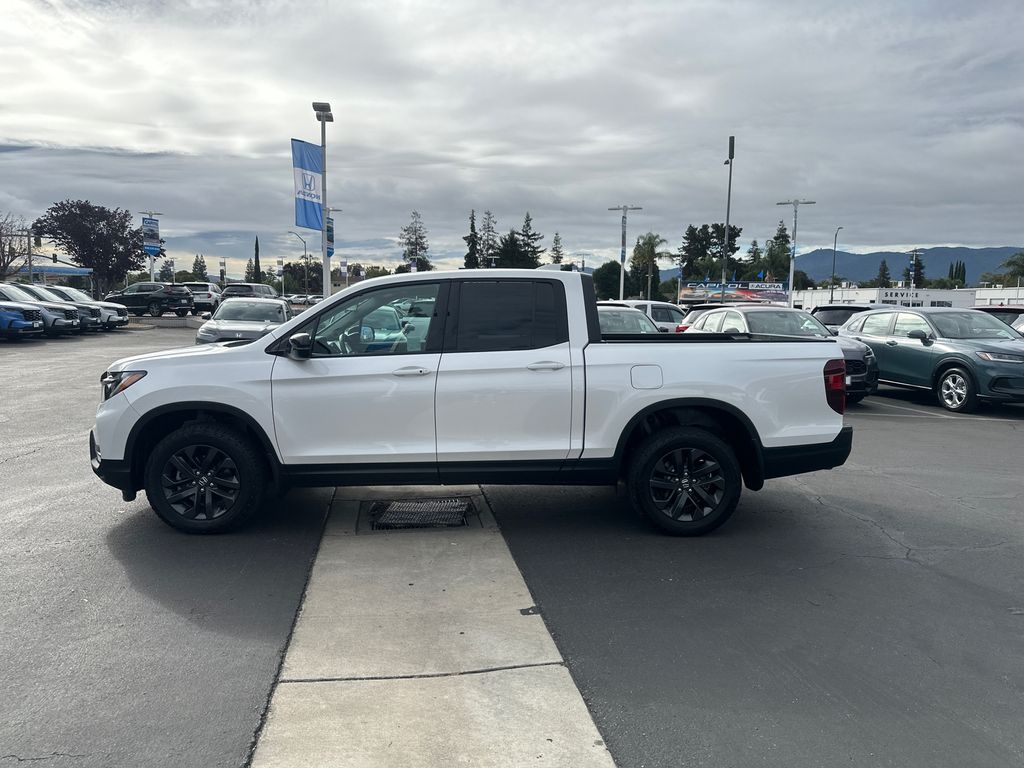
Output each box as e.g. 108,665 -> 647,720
144,423 -> 266,534
936,367 -> 978,413
175,310 -> 188,317
148,302 -> 162,317
627,426 -> 742,536
846,393 -> 866,405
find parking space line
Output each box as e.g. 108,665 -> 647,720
866,399 -> 951,417
854,401 -> 1023,423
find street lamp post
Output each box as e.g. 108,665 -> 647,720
312,102 -> 333,297
720,136 -> 735,302
776,199 -> 816,307
608,205 -> 642,300
288,231 -> 308,294
830,226 -> 843,303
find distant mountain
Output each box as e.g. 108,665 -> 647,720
794,246 -> 1022,285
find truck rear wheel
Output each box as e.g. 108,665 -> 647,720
144,423 -> 265,534
627,426 -> 742,536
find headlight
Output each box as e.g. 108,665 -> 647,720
976,351 -> 1024,363
100,370 -> 147,400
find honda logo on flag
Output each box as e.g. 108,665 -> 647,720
302,173 -> 315,191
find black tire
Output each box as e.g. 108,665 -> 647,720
936,367 -> 978,413
175,310 -> 188,317
148,302 -> 162,317
132,310 -> 145,317
627,426 -> 742,536
846,392 -> 866,405
144,423 -> 266,533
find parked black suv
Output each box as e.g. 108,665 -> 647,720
810,303 -> 888,334
221,283 -> 279,300
104,282 -> 194,317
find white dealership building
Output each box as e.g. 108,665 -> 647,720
792,284 -> 1024,311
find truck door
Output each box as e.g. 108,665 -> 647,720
434,279 -> 573,472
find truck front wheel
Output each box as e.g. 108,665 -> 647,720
627,426 -> 742,536
144,423 -> 265,533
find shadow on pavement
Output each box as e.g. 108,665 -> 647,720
104,488 -> 330,639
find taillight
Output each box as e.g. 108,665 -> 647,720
675,324 -> 689,332
823,359 -> 846,414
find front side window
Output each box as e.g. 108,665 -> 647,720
453,280 -> 567,352
311,282 -> 441,356
894,313 -> 932,337
860,313 -> 894,336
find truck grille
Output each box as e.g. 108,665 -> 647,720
21,309 -> 42,322
116,308 -> 128,317
64,309 -> 79,320
89,307 -> 102,318
846,360 -> 867,375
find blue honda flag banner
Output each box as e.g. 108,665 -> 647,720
326,216 -> 335,259
291,139 -> 323,231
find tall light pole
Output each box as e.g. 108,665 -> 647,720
138,210 -> 163,280
288,230 -> 308,294
720,136 -> 735,301
313,102 -> 333,297
326,207 -> 345,286
908,247 -> 921,289
829,226 -> 843,303
776,199 -> 815,307
609,205 -> 642,300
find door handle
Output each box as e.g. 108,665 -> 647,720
392,366 -> 432,377
527,361 -> 565,371
885,340 -> 898,346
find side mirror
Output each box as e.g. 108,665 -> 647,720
907,329 -> 929,342
201,312 -> 212,320
360,325 -> 375,343
288,331 -> 313,360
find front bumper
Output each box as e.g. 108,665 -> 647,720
2,320 -> 44,336
979,371 -> 1024,403
90,430 -> 135,496
48,317 -> 80,333
105,315 -> 130,327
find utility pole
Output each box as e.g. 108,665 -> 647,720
830,226 -> 843,303
908,247 -> 922,289
776,199 -> 816,307
608,205 -> 642,300
720,136 -> 735,301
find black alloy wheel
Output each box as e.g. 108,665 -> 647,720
628,426 -> 742,536
148,301 -> 162,317
144,423 -> 265,533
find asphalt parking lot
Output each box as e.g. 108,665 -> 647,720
2,330 -> 1022,767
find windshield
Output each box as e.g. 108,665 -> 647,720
1,284 -> 42,303
813,308 -> 860,326
57,286 -> 93,302
213,301 -> 286,322
931,311 -> 1023,340
599,308 -> 660,334
746,310 -> 832,337
983,309 -> 1024,325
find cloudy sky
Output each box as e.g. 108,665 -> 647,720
2,0 -> 1022,277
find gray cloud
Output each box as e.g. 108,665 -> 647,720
2,0 -> 1022,277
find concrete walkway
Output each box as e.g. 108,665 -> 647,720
250,486 -> 615,768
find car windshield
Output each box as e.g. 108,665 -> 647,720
930,312 -> 1023,340
598,308 -> 660,334
2,284 -> 42,302
813,308 -> 861,326
57,287 -> 93,302
983,309 -> 1024,325
24,285 -> 67,302
213,301 -> 285,322
746,310 -> 831,337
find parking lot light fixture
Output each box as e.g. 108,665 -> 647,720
776,199 -> 816,307
312,102 -> 333,298
608,205 -> 642,300
830,226 -> 843,303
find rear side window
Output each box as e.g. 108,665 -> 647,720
651,305 -> 685,323
454,280 -> 567,352
813,308 -> 857,326
702,312 -> 725,333
861,313 -> 893,336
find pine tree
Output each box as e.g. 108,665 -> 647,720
244,258 -> 255,282
519,212 -> 545,267
480,210 -> 498,267
253,236 -> 261,282
550,232 -> 565,264
875,259 -> 892,288
764,221 -> 791,282
191,254 -> 208,282
462,210 -> 480,269
677,225 -> 713,280
495,229 -> 529,268
158,259 -> 175,282
397,210 -> 433,272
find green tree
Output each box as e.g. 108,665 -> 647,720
32,199 -> 146,295
793,270 -> 815,290
677,224 -> 713,279
764,221 -> 791,283
550,232 -> 565,264
493,229 -> 532,269
158,259 -> 175,282
592,261 -> 622,299
873,259 -> 892,288
463,210 -> 480,269
0,211 -> 28,281
630,232 -> 671,300
363,265 -> 393,280
191,254 -> 208,282
709,222 -> 743,278
396,210 -> 433,272
480,210 -> 498,267
244,257 -> 255,282
999,251 -> 1024,279
253,236 -> 262,282
518,212 -> 545,266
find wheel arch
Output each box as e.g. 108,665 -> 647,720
613,398 -> 766,490
932,356 -> 977,389
125,402 -> 280,491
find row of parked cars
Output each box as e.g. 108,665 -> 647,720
0,282 -> 131,339
611,298 -> 1024,413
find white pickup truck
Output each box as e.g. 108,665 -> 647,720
91,270 -> 852,535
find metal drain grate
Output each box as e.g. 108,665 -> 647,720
369,498 -> 474,530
